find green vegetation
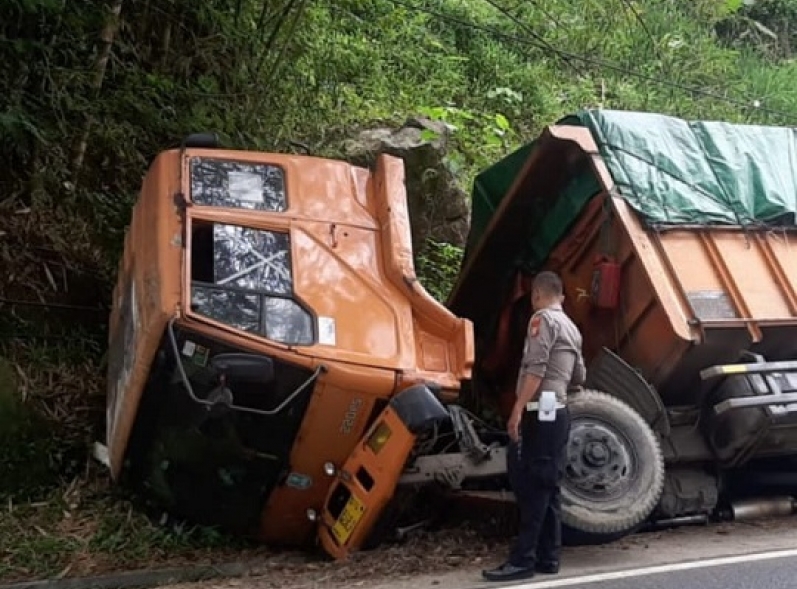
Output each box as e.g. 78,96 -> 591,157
2,0 -> 797,580
0,473 -> 264,581
0,356 -> 58,500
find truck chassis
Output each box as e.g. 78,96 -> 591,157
384,348 -> 797,546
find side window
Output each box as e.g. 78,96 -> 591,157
190,221 -> 314,346
190,158 -> 287,212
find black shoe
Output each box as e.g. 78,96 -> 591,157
482,562 -> 535,582
536,560 -> 560,574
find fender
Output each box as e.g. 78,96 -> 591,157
585,347 -> 671,436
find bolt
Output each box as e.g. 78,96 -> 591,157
591,444 -> 607,460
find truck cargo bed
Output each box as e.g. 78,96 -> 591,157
547,191 -> 797,406
450,112 -> 797,409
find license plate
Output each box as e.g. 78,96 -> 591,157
331,494 -> 365,544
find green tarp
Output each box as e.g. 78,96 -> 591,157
466,140 -> 536,255
566,110 -> 797,226
465,109 -> 797,264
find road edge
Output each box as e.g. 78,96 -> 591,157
0,561 -> 260,589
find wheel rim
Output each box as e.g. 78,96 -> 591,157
564,417 -> 638,503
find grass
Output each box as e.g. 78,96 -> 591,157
0,335 -> 263,583
0,203 -> 264,583
0,326 -> 276,584
0,470 -> 272,583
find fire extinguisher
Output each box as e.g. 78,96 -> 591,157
591,255 -> 621,310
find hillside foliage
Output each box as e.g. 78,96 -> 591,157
2,0 -> 797,578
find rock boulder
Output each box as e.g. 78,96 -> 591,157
342,117 -> 470,255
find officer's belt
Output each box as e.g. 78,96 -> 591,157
525,401 -> 566,412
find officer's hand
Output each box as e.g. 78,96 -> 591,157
507,411 -> 521,443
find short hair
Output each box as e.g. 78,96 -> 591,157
533,271 -> 563,297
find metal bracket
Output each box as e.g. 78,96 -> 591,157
701,359 -> 797,381
448,405 -> 492,462
713,392 -> 797,416
167,317 -> 325,417
399,404 -> 508,489
399,447 -> 508,489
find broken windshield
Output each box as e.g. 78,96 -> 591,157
212,224 -> 292,294
190,158 -> 287,211
190,222 -> 313,346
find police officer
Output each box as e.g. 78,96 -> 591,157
483,270 -> 586,582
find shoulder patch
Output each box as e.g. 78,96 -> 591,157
530,315 -> 541,338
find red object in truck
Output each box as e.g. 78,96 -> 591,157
591,257 -> 621,310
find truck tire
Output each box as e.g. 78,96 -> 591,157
561,389 -> 665,545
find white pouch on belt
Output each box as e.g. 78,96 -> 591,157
538,390 -> 557,422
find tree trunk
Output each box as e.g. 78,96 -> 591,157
70,0 -> 125,183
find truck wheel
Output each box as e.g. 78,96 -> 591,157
561,389 -> 664,545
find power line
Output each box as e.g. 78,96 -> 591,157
615,0 -> 659,57
387,0 -> 796,123
478,0 -> 582,74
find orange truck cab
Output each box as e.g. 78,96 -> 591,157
103,133 -> 472,558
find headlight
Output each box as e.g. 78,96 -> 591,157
366,421 -> 392,455
323,462 -> 336,476
306,508 -> 318,522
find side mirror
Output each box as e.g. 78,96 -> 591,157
210,353 -> 275,385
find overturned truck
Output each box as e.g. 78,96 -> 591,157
104,110 -> 797,559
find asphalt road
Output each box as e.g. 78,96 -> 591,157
593,556 -> 797,589
153,518 -> 797,589
355,518 -> 797,589
508,549 -> 797,589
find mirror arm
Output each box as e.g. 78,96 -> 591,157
167,317 -> 326,417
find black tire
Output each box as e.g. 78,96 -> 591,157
561,389 -> 665,545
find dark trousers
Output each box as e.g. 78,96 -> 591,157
506,407 -> 570,568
